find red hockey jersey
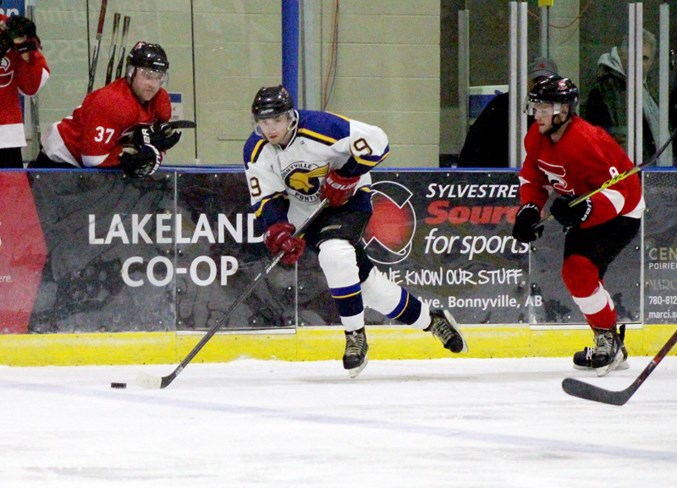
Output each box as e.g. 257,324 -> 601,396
0,14 -> 50,149
518,115 -> 645,228
41,77 -> 171,168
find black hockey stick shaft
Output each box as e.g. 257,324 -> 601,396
87,0 -> 108,93
115,15 -> 131,79
167,120 -> 197,129
104,12 -> 121,85
136,200 -> 329,389
562,329 -> 677,406
536,126 -> 677,226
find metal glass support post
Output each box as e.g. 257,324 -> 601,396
457,10 -> 469,148
658,3 -> 671,166
509,2 -> 518,168
634,3 -> 644,166
627,4 -> 636,164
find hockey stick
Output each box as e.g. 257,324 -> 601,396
118,120 -> 197,145
562,329 -> 677,406
115,15 -> 131,79
166,120 -> 197,129
104,12 -> 121,85
536,125 -> 677,226
136,199 -> 329,389
87,0 -> 108,93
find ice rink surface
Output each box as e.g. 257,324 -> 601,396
1,356 -> 675,487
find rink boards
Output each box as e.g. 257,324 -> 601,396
0,324 -> 675,366
1,168 -> 676,366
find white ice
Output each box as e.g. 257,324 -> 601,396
1,356 -> 675,487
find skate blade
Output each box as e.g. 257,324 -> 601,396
347,356 -> 368,378
594,352 -> 627,377
574,360 -> 629,372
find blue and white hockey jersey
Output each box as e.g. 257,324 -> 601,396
243,110 -> 390,229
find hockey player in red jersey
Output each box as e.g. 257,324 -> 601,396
0,14 -> 49,168
244,85 -> 467,377
512,76 -> 645,376
31,41 -> 181,177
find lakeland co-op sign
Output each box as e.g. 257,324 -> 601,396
88,212 -> 259,287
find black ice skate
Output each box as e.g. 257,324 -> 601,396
426,309 -> 468,353
573,324 -> 628,374
343,328 -> 368,378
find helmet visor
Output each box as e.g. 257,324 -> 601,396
136,67 -> 168,85
252,110 -> 298,136
524,98 -> 563,117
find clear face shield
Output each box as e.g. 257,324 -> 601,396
524,98 -> 563,118
136,67 -> 169,85
252,109 -> 298,137
126,65 -> 169,86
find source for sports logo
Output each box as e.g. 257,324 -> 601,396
362,181 -> 416,264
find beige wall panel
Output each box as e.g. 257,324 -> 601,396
193,0 -> 278,15
385,145 -> 440,168
337,14 -> 439,45
332,0 -> 439,16
326,77 -> 438,113
324,44 -> 438,80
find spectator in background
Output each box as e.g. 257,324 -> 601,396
583,29 -> 672,165
0,14 -> 49,168
458,57 -> 558,167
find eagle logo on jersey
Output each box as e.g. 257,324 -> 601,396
362,181 -> 416,265
537,159 -> 570,193
282,162 -> 328,201
0,56 -> 13,88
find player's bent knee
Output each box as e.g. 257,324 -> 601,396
318,239 -> 360,286
562,254 -> 599,296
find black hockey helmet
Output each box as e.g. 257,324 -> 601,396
526,75 -> 579,112
251,85 -> 294,120
126,41 -> 169,82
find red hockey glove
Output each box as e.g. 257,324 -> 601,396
512,203 -> 544,243
550,195 -> 592,228
263,222 -> 306,265
320,170 -> 360,207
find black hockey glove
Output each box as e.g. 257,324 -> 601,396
4,16 -> 40,53
550,195 -> 592,228
119,144 -> 162,178
122,123 -> 182,153
512,203 -> 544,243
149,122 -> 182,152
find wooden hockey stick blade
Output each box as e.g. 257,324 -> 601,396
562,329 -> 677,406
136,200 -> 329,389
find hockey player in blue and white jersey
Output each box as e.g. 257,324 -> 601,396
243,85 -> 467,377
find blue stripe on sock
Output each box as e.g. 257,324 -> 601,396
330,283 -> 364,317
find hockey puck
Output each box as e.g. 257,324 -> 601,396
110,382 -> 127,389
